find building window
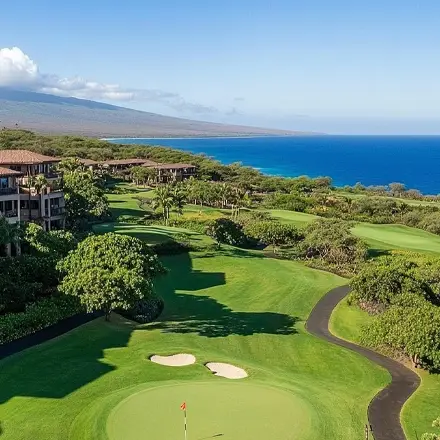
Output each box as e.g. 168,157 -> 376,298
0,178 -> 8,188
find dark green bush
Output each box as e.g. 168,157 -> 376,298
206,218 -> 248,247
0,295 -> 84,344
118,296 -> 164,324
361,294 -> 440,371
152,240 -> 192,255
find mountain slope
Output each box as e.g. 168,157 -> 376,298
0,88 -> 303,138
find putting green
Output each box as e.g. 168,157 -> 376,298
107,382 -> 310,440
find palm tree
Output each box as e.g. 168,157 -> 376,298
218,183 -> 233,209
152,184 -> 175,225
171,184 -> 186,216
26,175 -> 36,221
231,186 -> 251,219
33,174 -> 48,219
0,217 -> 22,256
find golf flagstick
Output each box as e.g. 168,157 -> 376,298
181,402 -> 187,440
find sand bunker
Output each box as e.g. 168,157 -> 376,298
205,362 -> 248,379
150,354 -> 196,367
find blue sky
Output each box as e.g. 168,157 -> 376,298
1,0 -> 440,134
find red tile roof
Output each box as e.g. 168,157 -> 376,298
0,150 -> 61,165
152,163 -> 195,170
0,167 -> 23,177
101,158 -> 153,166
141,160 -> 160,167
78,158 -> 99,166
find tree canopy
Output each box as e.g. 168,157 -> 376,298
57,233 -> 165,319
63,170 -> 109,230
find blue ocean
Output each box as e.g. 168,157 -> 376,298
108,136 -> 440,195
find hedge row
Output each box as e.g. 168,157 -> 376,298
0,295 -> 84,344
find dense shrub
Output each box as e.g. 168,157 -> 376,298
361,294 -> 440,371
349,255 -> 440,307
263,193 -> 317,212
0,255 -> 61,314
244,221 -> 301,252
419,212 -> 440,235
118,296 -> 164,324
152,240 -> 194,255
169,218 -> 209,234
0,295 -> 83,344
206,218 -> 248,247
298,219 -> 367,268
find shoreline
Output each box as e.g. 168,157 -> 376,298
101,134 -> 308,141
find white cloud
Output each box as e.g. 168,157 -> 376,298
0,47 -> 217,114
0,47 -> 39,87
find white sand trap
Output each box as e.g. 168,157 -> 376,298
150,353 -> 196,367
205,362 -> 248,379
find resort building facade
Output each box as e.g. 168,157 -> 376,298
0,150 -> 65,232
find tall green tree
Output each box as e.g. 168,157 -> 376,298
57,233 -> 165,320
63,170 -> 109,230
171,183 -> 187,216
152,184 -> 175,225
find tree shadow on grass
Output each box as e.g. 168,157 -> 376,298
0,317 -> 133,403
0,249 -> 297,406
149,252 -> 298,337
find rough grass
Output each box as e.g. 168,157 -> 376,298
330,300 -> 440,439
0,250 -> 389,440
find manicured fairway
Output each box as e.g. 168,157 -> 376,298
108,382 -> 310,440
351,223 -> 440,255
265,208 -> 440,254
0,250 -> 389,440
331,300 -> 440,439
266,209 -> 318,227
93,222 -> 214,246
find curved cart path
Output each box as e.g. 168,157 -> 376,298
306,285 -> 420,440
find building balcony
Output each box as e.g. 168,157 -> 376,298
0,210 -> 19,218
18,175 -> 63,192
0,187 -> 18,196
45,207 -> 65,217
20,209 -> 43,220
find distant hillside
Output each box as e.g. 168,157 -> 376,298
0,88 -> 306,138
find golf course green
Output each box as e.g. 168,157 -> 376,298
107,382 -> 310,440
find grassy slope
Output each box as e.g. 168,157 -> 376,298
330,301 -> 440,439
0,250 -> 389,440
94,222 -> 214,246
352,223 -> 440,255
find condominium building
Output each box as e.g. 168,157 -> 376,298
0,150 -> 65,231
143,163 -> 197,183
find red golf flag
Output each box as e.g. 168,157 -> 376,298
180,402 -> 186,411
